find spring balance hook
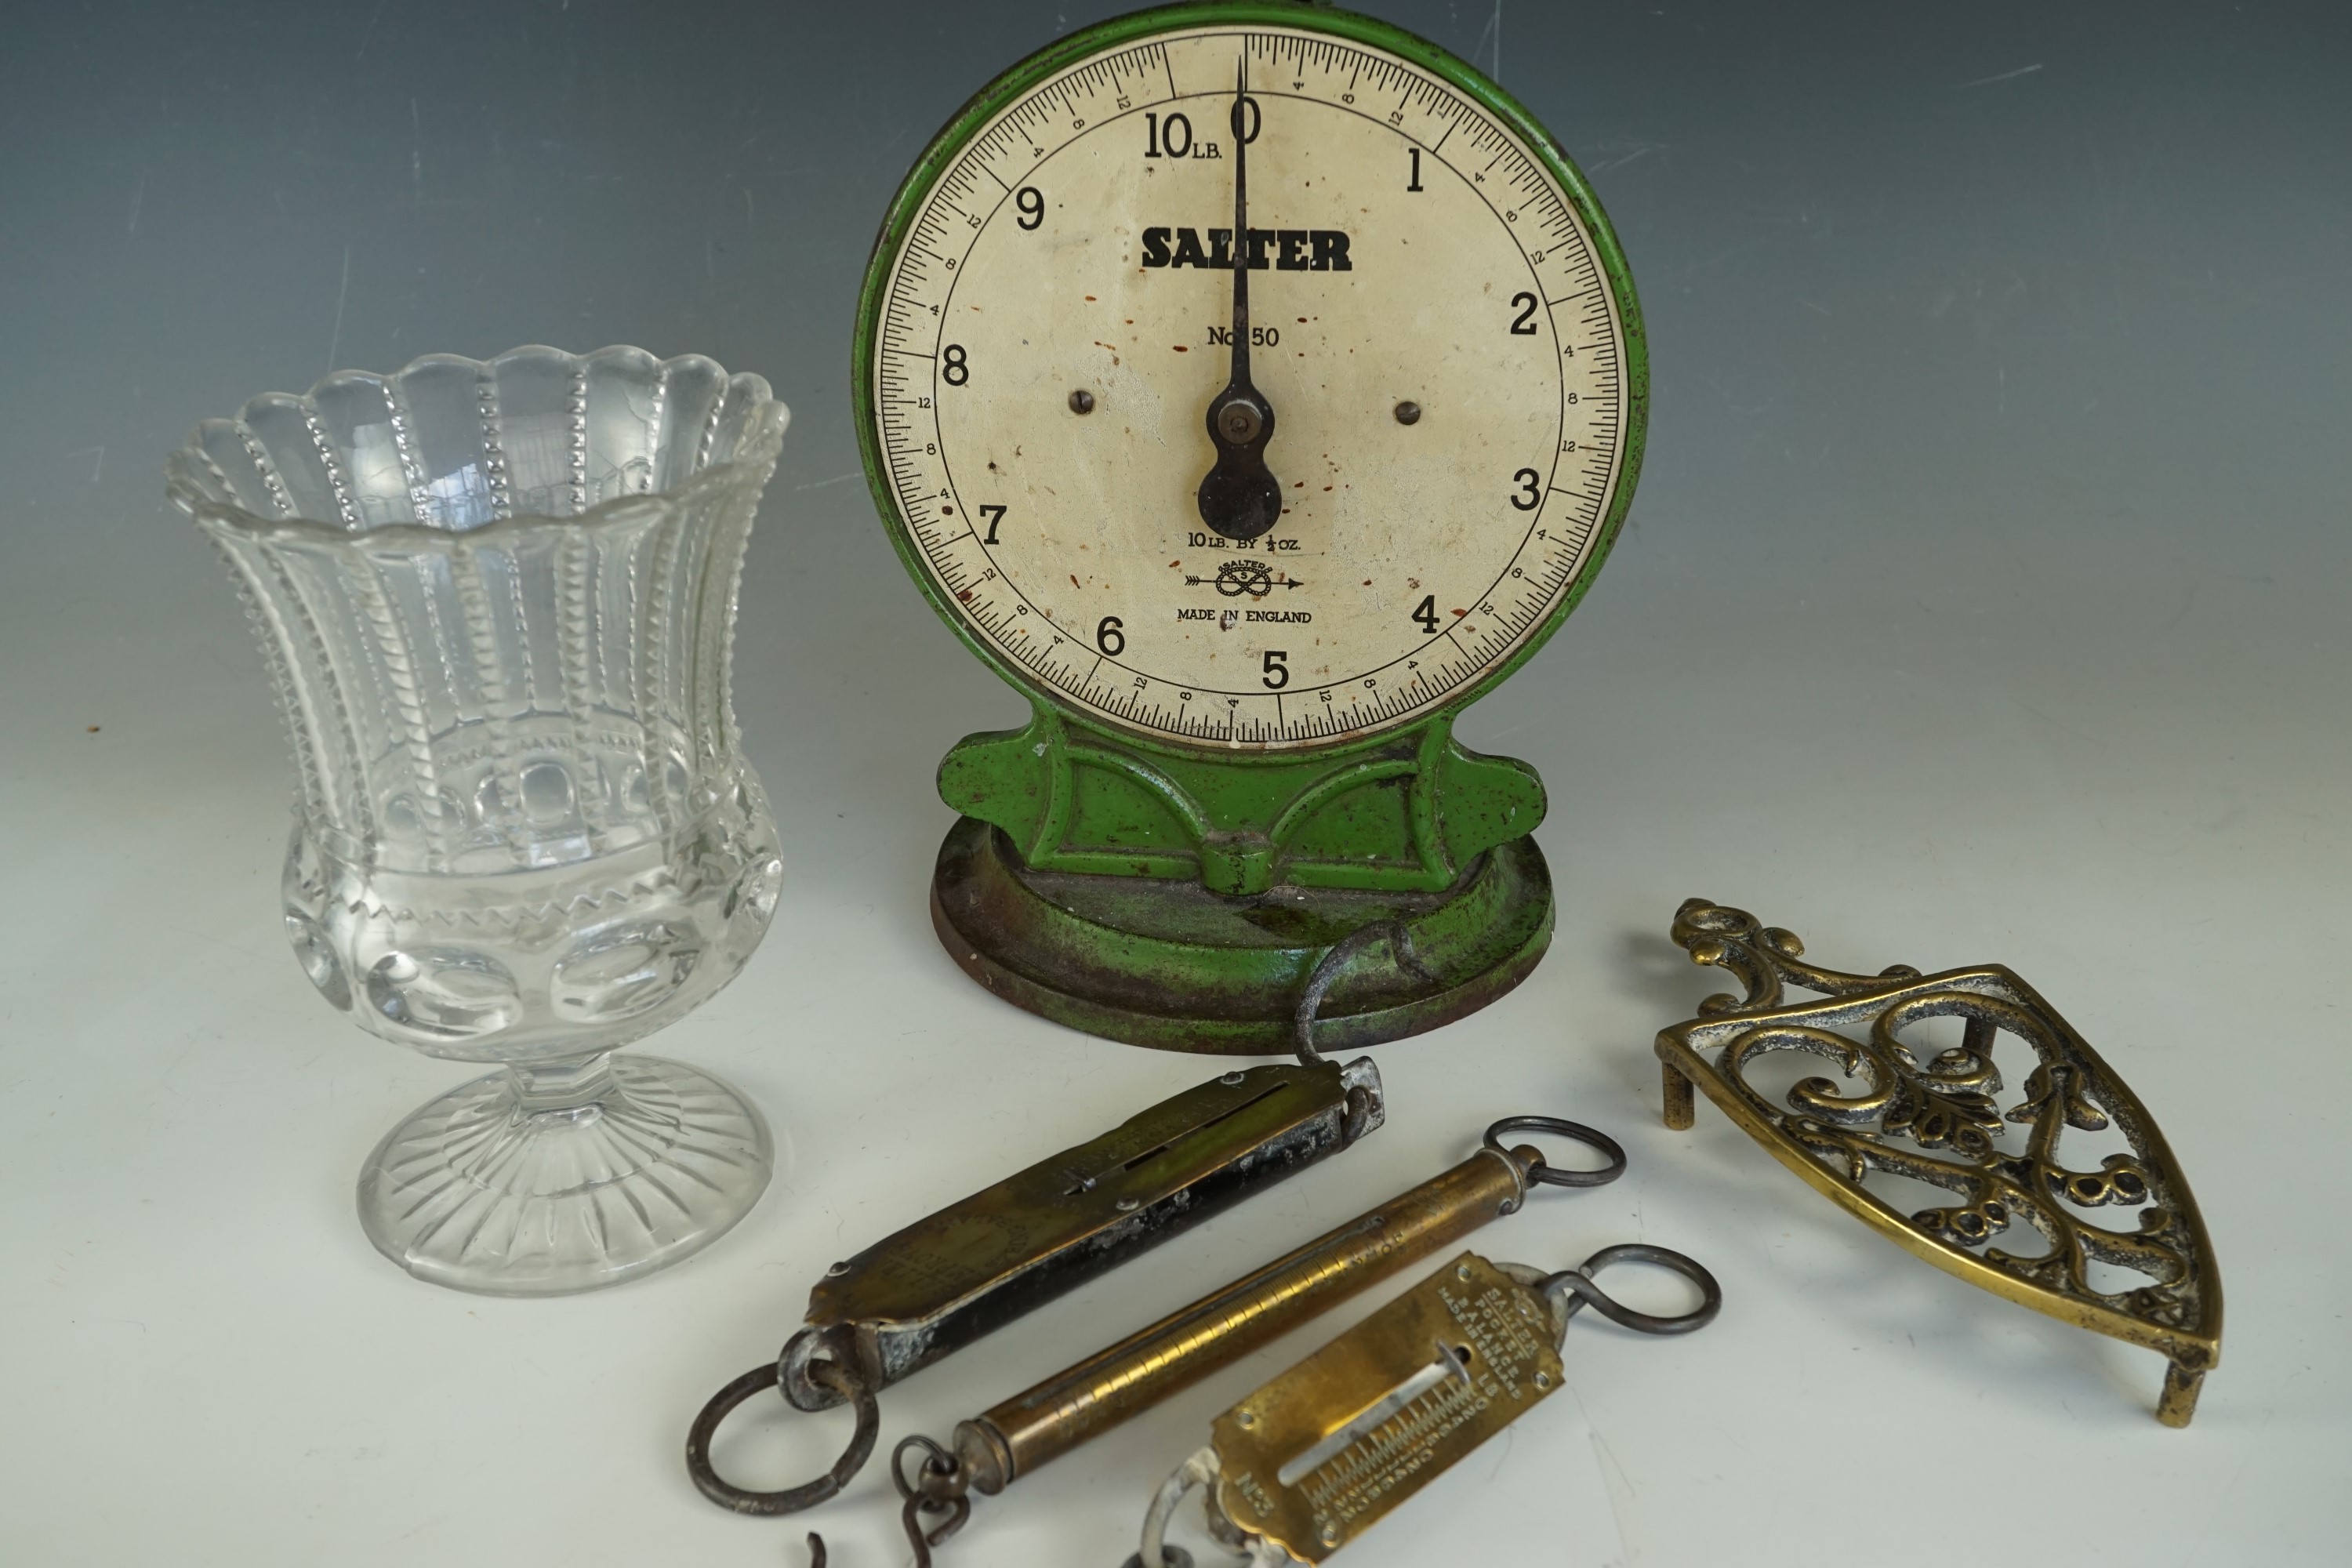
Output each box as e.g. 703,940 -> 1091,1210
882,1115 -> 1628,1566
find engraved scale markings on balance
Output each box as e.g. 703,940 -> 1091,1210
1134,1243 -> 1719,1566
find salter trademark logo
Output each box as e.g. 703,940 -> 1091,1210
1142,227 -> 1353,272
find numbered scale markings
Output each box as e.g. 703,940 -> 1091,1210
870,24 -> 1631,750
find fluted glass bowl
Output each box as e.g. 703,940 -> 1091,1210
168,345 -> 788,1294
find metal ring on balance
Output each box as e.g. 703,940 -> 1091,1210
1543,1242 -> 1723,1337
1483,1115 -> 1628,1188
685,1354 -> 880,1516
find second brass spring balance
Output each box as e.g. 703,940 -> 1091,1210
881,1115 -> 1628,1564
1130,1242 -> 1721,1566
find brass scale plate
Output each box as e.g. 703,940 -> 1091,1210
1209,1251 -> 1562,1561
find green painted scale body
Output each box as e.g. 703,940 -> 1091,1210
854,1 -> 1646,1051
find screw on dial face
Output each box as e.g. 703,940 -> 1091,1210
863,22 -> 1639,753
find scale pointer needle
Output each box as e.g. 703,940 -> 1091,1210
1196,54 -> 1283,544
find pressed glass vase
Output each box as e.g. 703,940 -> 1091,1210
167,345 -> 789,1295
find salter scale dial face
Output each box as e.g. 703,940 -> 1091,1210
862,10 -> 1640,753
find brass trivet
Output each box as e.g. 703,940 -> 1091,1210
1656,899 -> 2220,1425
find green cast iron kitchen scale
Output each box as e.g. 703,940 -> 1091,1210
854,1 -> 1644,1052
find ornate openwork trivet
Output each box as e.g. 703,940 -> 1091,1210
1656,899 -> 2221,1425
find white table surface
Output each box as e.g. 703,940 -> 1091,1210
3,2 -> 2344,1564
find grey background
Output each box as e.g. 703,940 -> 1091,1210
3,2 -> 2345,1563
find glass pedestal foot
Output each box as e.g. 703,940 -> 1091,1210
357,1054 -> 772,1296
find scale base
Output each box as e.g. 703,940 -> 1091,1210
929,817 -> 1552,1054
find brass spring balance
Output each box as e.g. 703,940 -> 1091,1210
688,1052 -> 1385,1514
688,924 -> 1431,1514
1131,1242 -> 1720,1566
881,1116 -> 1629,1564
